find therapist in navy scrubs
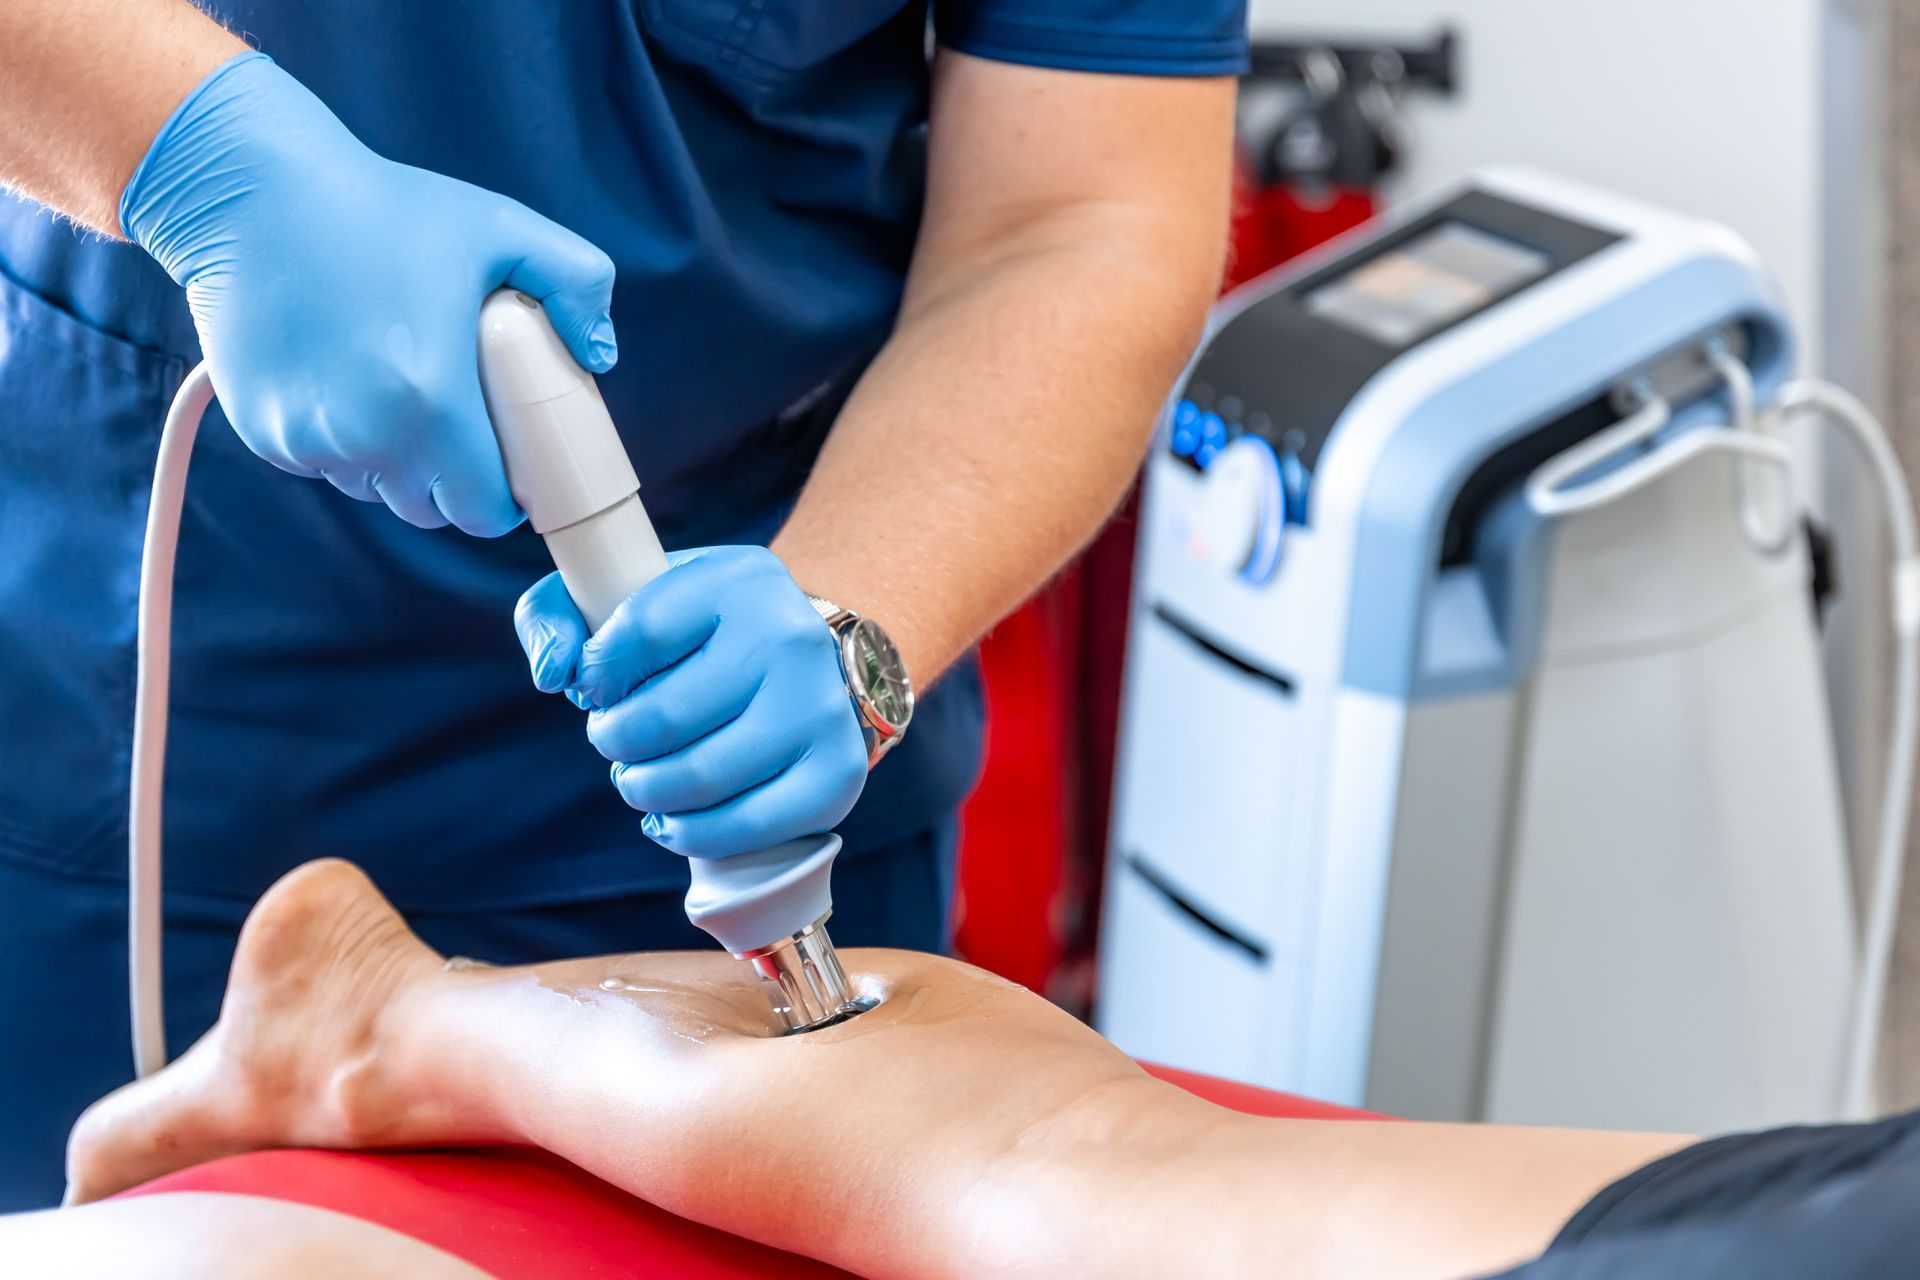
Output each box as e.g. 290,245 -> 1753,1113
0,0 -> 1240,1203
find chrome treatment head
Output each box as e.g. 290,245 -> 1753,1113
737,915 -> 870,1033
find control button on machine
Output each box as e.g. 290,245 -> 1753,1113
1187,435 -> 1287,585
1170,398 -> 1202,456
1280,450 -> 1310,525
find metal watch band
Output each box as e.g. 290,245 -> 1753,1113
804,593 -> 905,767
806,593 -> 856,628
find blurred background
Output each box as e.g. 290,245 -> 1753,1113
949,0 -> 1920,1108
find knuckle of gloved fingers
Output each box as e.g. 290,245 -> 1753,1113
584,707 -> 631,762
783,794 -> 848,843
511,588 -> 549,636
764,616 -> 828,665
790,600 -> 836,644
633,591 -> 685,650
274,426 -> 335,474
361,358 -> 439,427
710,544 -> 769,575
675,749 -> 731,800
834,738 -> 870,791
743,545 -> 790,579
224,388 -> 295,457
603,694 -> 679,761
658,820 -> 740,860
578,245 -> 617,292
603,591 -> 668,660
610,762 -> 653,811
571,649 -> 626,710
807,753 -> 867,820
803,689 -> 857,741
641,688 -> 704,750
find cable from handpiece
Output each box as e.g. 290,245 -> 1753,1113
129,361 -> 214,1076
1771,380 -> 1920,1120
1525,361 -> 1919,1120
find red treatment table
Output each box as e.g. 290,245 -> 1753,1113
120,1064 -> 1380,1277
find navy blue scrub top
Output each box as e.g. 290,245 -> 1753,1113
0,1 -> 1246,911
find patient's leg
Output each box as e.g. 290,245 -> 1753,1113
68,861 -> 1688,1280
0,1192 -> 489,1278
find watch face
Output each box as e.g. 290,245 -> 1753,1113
842,617 -> 914,733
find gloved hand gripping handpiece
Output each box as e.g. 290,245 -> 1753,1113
476,291 -> 867,1033
129,293 -> 862,1079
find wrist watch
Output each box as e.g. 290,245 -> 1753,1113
806,594 -> 915,767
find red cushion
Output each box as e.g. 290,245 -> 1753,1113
1141,1062 -> 1390,1122
119,1065 -> 1378,1277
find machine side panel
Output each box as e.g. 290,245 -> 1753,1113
1095,448 -> 1317,1084
1105,612 -> 1305,947
1487,452 -> 1854,1132
1294,690 -> 1410,1104
1365,690 -> 1521,1121
1096,868 -> 1294,1081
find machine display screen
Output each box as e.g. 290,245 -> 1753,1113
1305,222 -> 1553,347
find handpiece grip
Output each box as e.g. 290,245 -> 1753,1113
478,290 -> 667,624
477,290 -> 840,954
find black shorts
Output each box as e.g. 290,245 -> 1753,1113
1492,1108 -> 1920,1278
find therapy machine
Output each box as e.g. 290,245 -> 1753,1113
129,292 -> 865,1077
1097,169 -> 1919,1134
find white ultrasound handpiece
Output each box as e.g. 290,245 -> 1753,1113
477,290 -> 865,1032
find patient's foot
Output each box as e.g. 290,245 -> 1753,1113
65,859 -> 442,1204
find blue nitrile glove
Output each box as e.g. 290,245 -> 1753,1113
514,547 -> 870,858
121,51 -> 616,535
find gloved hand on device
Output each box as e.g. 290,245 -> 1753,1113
121,50 -> 618,537
514,547 -> 870,859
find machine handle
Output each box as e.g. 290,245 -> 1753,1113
1526,393 -> 1794,522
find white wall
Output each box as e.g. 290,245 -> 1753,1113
1246,0 -> 1875,388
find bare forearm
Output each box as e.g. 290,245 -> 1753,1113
0,0 -> 241,234
772,228 -> 1214,685
770,55 -> 1233,687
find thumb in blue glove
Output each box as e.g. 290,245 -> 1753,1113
122,51 -> 616,536
514,547 -> 870,858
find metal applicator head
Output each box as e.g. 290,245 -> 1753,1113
680,835 -> 875,1033
740,917 -> 873,1033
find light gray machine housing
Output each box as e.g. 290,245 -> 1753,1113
1097,169 -> 1855,1134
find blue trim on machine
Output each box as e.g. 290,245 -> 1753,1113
1237,436 -> 1288,586
1340,254 -> 1794,698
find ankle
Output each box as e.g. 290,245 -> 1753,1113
316,950 -> 460,1147
332,964 -> 521,1150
